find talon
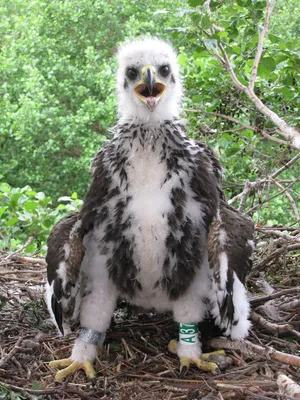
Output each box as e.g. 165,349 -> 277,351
179,365 -> 189,377
49,358 -> 73,368
168,339 -> 178,355
49,358 -> 95,382
55,361 -> 80,382
82,360 -> 96,381
194,358 -> 221,375
201,350 -> 225,361
179,356 -> 191,376
168,340 -> 225,375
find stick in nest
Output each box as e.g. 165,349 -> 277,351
208,338 -> 300,368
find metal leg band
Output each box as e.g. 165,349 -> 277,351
79,327 -> 106,346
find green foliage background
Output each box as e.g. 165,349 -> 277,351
0,0 -> 299,252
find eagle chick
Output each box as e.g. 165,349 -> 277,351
46,37 -> 254,382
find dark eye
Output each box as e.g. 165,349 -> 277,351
159,65 -> 170,77
126,68 -> 138,80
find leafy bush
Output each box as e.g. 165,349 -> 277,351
0,182 -> 82,253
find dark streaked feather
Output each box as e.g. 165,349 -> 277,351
46,212 -> 84,334
208,201 -> 254,324
220,202 -> 254,283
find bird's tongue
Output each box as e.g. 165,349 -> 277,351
146,96 -> 157,112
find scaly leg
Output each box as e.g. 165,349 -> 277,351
171,265 -> 227,376
49,349 -> 97,383
168,339 -> 224,376
49,252 -> 117,382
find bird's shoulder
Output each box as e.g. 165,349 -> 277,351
46,212 -> 84,285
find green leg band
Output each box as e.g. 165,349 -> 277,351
179,323 -> 199,345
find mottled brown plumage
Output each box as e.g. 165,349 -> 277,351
46,213 -> 84,333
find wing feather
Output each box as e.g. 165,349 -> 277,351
208,201 -> 254,332
46,212 -> 84,334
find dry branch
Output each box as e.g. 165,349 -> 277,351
208,338 -> 300,368
250,287 -> 300,306
251,312 -> 293,335
276,372 -> 300,399
0,337 -> 23,368
249,0 -> 275,90
252,243 -> 300,273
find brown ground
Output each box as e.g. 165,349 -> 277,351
0,230 -> 299,400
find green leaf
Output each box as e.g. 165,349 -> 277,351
36,192 -> 46,200
0,207 -> 8,218
25,190 -> 37,197
25,242 -> 36,254
259,57 -> 276,72
17,211 -> 32,221
0,183 -> 11,193
201,16 -> 212,30
7,217 -> 19,227
203,39 -> 218,51
268,33 -> 281,44
192,94 -> 202,103
177,53 -> 188,66
188,0 -> 206,6
23,200 -> 38,212
226,146 -> 240,156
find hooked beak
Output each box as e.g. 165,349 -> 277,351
134,65 -> 166,112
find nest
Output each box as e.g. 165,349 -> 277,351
0,229 -> 299,400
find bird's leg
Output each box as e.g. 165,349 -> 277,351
171,291 -> 223,376
49,330 -> 105,383
49,271 -> 117,382
168,323 -> 221,376
168,327 -> 223,376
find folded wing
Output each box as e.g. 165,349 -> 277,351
45,212 -> 84,335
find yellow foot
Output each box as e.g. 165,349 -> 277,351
168,339 -> 227,376
49,358 -> 96,383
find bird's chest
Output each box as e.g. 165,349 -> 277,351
122,147 -> 172,281
125,147 -> 171,232
99,138 -> 206,302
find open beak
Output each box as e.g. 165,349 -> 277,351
134,65 -> 166,112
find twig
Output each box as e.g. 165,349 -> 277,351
208,338 -> 300,368
251,311 -> 293,335
0,337 -> 23,368
276,372 -> 300,399
280,298 -> 300,311
250,288 -> 300,305
272,181 -> 300,224
0,254 -> 46,266
205,0 -> 300,148
259,229 -> 300,243
229,153 -> 300,205
260,130 -> 300,150
0,382 -> 98,400
238,180 -> 252,213
246,177 -> 300,214
2,236 -> 35,262
185,108 -> 256,131
249,0 -> 275,90
271,152 -> 300,179
251,243 -> 300,273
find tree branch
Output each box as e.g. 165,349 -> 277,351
229,153 -> 300,206
208,338 -> 300,368
185,109 -> 300,150
207,2 -> 300,149
246,177 -> 300,214
249,0 -> 276,90
276,372 -> 300,399
272,180 -> 300,224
